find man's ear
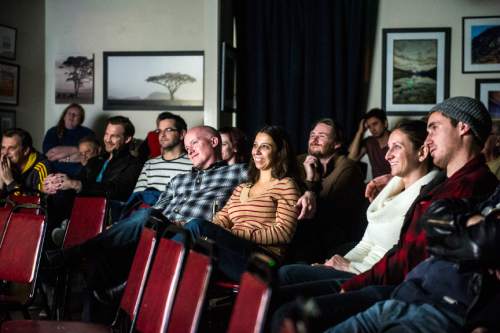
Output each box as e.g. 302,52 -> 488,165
457,121 -> 472,137
418,144 -> 429,162
179,130 -> 187,141
124,136 -> 133,144
210,136 -> 219,148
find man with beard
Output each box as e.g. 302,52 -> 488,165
290,119 -> 365,263
349,108 -> 391,178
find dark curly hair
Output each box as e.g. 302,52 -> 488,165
247,125 -> 299,184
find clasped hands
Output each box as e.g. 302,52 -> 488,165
43,173 -> 81,194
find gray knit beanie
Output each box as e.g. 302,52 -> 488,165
430,96 -> 491,146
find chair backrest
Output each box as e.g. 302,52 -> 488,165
6,195 -> 42,214
0,207 -> 13,247
0,212 -> 46,286
166,245 -> 213,333
226,255 -> 274,333
133,237 -> 186,333
63,197 -> 107,249
113,227 -> 157,330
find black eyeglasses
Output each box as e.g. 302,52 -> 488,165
156,128 -> 179,134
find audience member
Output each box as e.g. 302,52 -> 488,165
349,108 -> 391,178
483,120 -> 500,179
0,128 -> 50,196
43,103 -> 95,177
272,96 -> 499,332
326,186 -> 500,333
290,118 -> 365,262
137,112 -> 169,162
44,116 -> 142,202
77,136 -> 101,167
219,126 -> 251,164
279,120 -> 438,291
181,125 -> 300,280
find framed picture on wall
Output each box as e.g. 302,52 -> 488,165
382,28 -> 451,115
0,62 -> 20,105
0,25 -> 17,60
55,54 -> 94,104
476,79 -> 500,119
0,109 -> 15,132
103,51 -> 204,110
463,16 -> 500,73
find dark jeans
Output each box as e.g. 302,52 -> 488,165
179,218 -> 264,281
270,285 -> 395,333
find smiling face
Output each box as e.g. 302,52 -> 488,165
157,119 -> 183,151
308,123 -> 336,158
385,129 -> 422,178
184,128 -> 219,169
252,132 -> 276,171
1,135 -> 29,165
63,107 -> 83,130
365,116 -> 387,138
425,112 -> 461,169
103,123 -> 131,153
78,142 -> 99,166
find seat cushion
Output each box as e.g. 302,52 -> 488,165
1,320 -> 110,333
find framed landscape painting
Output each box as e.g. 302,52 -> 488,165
382,28 -> 451,115
463,16 -> 500,73
0,62 -> 19,105
476,79 -> 500,119
55,54 -> 94,104
103,51 -> 204,110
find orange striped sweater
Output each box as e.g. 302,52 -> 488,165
212,177 -> 300,258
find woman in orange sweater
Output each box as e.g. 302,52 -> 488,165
182,125 -> 301,280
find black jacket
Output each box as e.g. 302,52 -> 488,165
78,146 -> 143,201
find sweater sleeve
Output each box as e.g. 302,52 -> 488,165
249,179 -> 300,245
42,128 -> 59,153
133,161 -> 150,192
343,237 -> 374,264
212,186 -> 241,229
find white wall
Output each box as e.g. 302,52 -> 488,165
367,0 -> 500,127
0,0 -> 45,150
45,0 -> 219,142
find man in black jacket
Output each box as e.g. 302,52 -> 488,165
44,116 -> 142,201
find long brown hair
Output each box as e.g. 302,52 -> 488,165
57,103 -> 85,139
247,125 -> 299,184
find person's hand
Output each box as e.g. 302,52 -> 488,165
303,155 -> 320,182
0,155 -> 14,185
365,174 -> 392,202
43,173 -> 63,194
46,147 -> 62,161
324,255 -> 351,272
296,191 -> 316,220
357,119 -> 366,134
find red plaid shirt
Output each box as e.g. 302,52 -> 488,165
341,155 -> 498,292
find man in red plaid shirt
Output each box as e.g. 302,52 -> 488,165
272,97 -> 499,332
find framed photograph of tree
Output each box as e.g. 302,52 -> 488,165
55,54 -> 94,104
103,51 -> 204,110
463,16 -> 500,73
382,28 -> 451,115
0,61 -> 19,105
476,79 -> 500,119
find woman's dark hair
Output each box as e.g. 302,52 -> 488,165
247,125 -> 299,184
219,126 -> 251,163
393,119 -> 433,169
57,103 -> 85,139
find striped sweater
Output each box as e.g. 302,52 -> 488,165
212,177 -> 300,258
133,153 -> 192,193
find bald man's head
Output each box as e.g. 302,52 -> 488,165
184,126 -> 222,169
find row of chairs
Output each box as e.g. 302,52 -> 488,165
0,196 -> 274,332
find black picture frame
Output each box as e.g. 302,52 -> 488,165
475,78 -> 500,119
382,28 -> 451,115
0,24 -> 17,60
0,61 -> 20,106
103,51 -> 204,110
462,16 -> 500,73
0,109 -> 16,133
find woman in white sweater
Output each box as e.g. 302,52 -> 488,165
279,120 -> 438,286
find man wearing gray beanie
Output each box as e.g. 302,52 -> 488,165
271,96 -> 499,333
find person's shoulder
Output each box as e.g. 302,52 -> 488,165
78,126 -> 95,135
44,126 -> 58,136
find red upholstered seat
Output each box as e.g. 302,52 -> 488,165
6,195 -> 42,215
226,258 -> 273,333
166,247 -> 213,333
134,237 -> 186,333
63,197 -> 107,248
1,228 -> 157,333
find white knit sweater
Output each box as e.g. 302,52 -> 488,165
344,169 -> 439,274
